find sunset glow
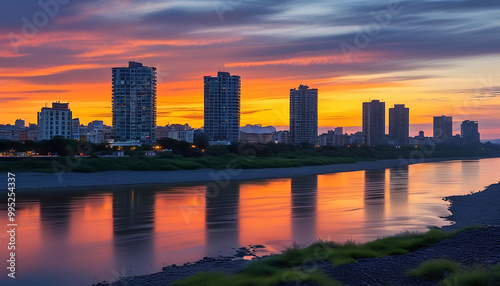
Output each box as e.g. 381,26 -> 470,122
1,0 -> 499,138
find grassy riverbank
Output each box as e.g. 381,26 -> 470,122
2,138 -> 500,173
0,155 -> 357,173
171,227 -> 477,286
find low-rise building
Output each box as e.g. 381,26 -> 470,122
273,130 -> 289,144
239,124 -> 276,144
168,130 -> 194,143
37,102 -> 73,141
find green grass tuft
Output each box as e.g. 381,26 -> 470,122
406,259 -> 461,280
440,265 -> 500,286
171,227 -> 477,286
171,269 -> 342,286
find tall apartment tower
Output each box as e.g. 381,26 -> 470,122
37,102 -> 73,141
461,120 -> 480,144
363,100 -> 386,146
112,61 -> 157,144
433,115 -> 453,143
289,85 -> 318,145
389,104 -> 409,145
204,71 -> 241,142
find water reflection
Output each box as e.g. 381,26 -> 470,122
206,182 -> 240,257
389,166 -> 409,218
291,175 -> 317,245
39,194 -> 73,242
113,188 -> 155,271
364,169 -> 386,230
1,158 -> 500,286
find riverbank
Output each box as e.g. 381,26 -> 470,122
97,181 -> 500,285
15,157 -> 483,190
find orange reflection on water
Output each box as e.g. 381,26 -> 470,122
15,202 -> 42,271
239,179 -> 291,252
69,194 -> 113,245
317,171 -> 366,242
154,187 -> 206,247
154,187 -> 206,264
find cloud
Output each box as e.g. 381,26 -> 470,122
0,96 -> 28,103
0,0 -> 499,137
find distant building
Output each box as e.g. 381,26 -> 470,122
103,125 -> 114,142
317,132 -> 328,146
0,125 -> 19,141
168,130 -> 194,143
14,119 -> 25,129
156,126 -> 169,140
461,120 -> 480,144
363,100 -> 385,146
318,127 -> 346,147
388,104 -> 409,146
273,130 -> 290,144
72,118 -> 81,140
418,131 -> 425,138
204,71 -> 241,142
352,132 -> 366,146
433,115 -> 453,143
156,124 -> 194,143
239,124 -> 276,144
169,124 -> 192,131
19,124 -> 37,142
72,119 -> 113,143
88,120 -> 104,131
290,85 -> 318,145
112,61 -> 157,144
37,102 -> 73,141
410,135 -> 436,146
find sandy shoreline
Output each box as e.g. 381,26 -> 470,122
15,157 -> 484,190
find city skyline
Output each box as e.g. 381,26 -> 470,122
1,81 -> 489,143
1,1 -> 499,139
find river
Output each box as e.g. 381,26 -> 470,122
1,158 -> 499,285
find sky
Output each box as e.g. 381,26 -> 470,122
1,0 -> 500,139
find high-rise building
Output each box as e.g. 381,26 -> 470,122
363,100 -> 386,146
290,85 -> 318,145
389,104 -> 409,145
112,61 -> 157,144
37,102 -> 73,141
204,71 -> 241,142
461,120 -> 480,144
433,115 -> 453,143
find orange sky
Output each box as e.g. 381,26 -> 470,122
1,0 -> 499,138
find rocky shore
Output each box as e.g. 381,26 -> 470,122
96,182 -> 500,286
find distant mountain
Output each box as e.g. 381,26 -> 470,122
482,139 -> 500,145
